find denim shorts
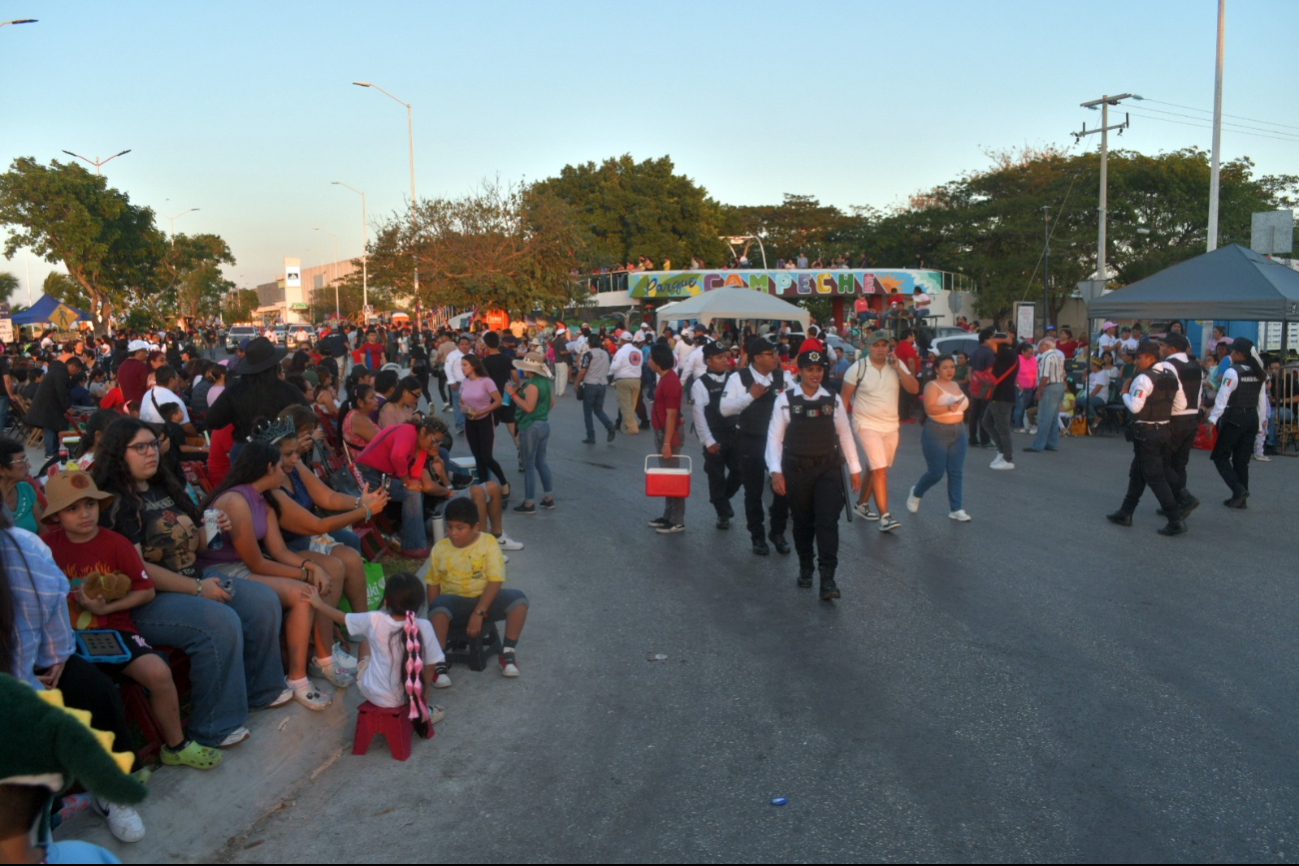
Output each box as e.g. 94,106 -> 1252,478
429,589 -> 528,625
203,561 -> 253,581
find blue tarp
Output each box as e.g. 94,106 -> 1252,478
11,293 -> 88,325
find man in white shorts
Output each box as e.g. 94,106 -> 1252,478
840,330 -> 919,533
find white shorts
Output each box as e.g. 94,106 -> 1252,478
856,428 -> 899,470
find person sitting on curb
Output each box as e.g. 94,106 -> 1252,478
424,496 -> 529,687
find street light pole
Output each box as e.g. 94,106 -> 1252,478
62,149 -> 131,176
1041,206 -> 1051,332
353,81 -> 418,309
314,228 -> 340,318
1207,0 -> 1226,252
165,208 -> 199,241
332,181 -> 368,310
1074,93 -> 1133,293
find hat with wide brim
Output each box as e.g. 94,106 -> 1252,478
234,336 -> 288,375
41,469 -> 113,522
513,352 -> 553,379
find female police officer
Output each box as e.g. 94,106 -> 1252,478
767,350 -> 862,601
1206,337 -> 1268,508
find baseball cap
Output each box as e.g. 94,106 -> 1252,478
619,331 -> 634,341
1135,340 -> 1161,358
127,339 -> 150,352
1102,321 -> 1118,330
868,330 -> 891,344
703,342 -> 728,359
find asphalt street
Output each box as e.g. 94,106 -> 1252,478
223,389 -> 1298,864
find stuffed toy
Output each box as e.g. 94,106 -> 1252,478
79,571 -> 133,602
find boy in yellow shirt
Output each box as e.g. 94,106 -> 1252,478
425,497 -> 530,687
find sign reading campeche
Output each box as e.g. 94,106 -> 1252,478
628,269 -> 942,299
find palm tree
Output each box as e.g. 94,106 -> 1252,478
0,271 -> 16,303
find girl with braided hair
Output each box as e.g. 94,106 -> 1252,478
309,571 -> 444,738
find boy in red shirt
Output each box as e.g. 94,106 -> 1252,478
41,471 -> 222,771
648,343 -> 686,534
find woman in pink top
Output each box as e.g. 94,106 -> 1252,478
459,354 -> 510,498
1014,342 -> 1039,432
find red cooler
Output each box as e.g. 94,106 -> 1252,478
644,455 -> 692,498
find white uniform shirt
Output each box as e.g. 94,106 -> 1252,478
681,343 -> 709,386
1208,366 -> 1269,425
445,348 -> 466,386
765,386 -> 862,476
690,372 -> 730,448
1122,371 -> 1166,419
1151,360 -> 1188,415
720,366 -> 782,418
610,343 -> 643,380
673,338 -> 693,369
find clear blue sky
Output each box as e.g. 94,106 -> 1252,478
3,0 -> 1296,301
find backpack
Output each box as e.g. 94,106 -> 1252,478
970,361 -> 1015,401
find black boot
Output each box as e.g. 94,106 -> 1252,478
1224,487 -> 1250,509
1178,491 -> 1200,517
1106,510 -> 1133,527
1158,518 -> 1187,536
797,561 -> 814,589
769,533 -> 791,555
819,569 -> 840,601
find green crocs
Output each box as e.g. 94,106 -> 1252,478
160,739 -> 224,770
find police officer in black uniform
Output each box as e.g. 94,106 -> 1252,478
721,338 -> 791,556
1157,334 -> 1202,515
1205,337 -> 1267,508
1106,341 -> 1186,536
690,342 -> 742,529
767,350 -> 862,600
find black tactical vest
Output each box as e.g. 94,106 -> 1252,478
783,391 -> 839,458
737,368 -> 784,438
1228,363 -> 1264,412
700,372 -> 734,447
1134,368 -> 1178,423
1166,356 -> 1202,412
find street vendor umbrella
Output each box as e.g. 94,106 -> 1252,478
11,294 -> 89,328
654,287 -> 811,331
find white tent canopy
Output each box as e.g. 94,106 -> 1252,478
654,288 -> 810,331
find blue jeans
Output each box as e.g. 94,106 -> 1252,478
914,420 -> 966,512
518,421 -> 553,504
581,383 -> 615,439
1014,387 -> 1035,428
359,464 -> 426,552
450,385 -> 465,432
1030,383 -> 1065,451
1085,395 -> 1107,419
130,582 -> 285,747
43,427 -> 61,459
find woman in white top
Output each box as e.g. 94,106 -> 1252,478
907,354 -> 972,521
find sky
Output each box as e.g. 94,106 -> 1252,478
2,0 -> 1297,303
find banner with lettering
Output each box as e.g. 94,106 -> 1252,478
627,269 -> 942,300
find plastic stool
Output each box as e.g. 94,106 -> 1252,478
444,618 -> 501,672
352,701 -> 412,761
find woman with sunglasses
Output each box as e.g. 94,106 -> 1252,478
93,418 -> 293,748
0,438 -> 43,532
198,436 -> 340,706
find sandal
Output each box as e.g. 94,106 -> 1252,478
161,739 -> 224,770
292,683 -> 332,711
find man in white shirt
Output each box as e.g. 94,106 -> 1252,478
1097,322 -> 1121,356
444,334 -> 469,433
690,343 -> 742,529
767,350 -> 861,600
140,366 -> 197,435
610,331 -> 643,435
721,338 -> 790,556
680,324 -> 711,401
839,330 -> 919,533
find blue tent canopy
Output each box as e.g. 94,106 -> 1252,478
11,293 -> 88,326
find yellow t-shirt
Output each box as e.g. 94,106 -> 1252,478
425,532 -> 503,598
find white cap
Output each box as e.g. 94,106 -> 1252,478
620,331 -> 634,341
128,339 -> 150,352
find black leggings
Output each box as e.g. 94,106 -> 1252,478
435,372 -> 448,403
414,368 -> 431,403
464,416 -> 509,488
58,654 -> 138,771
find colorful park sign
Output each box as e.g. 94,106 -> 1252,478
627,269 -> 942,300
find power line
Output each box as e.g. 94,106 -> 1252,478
1130,105 -> 1299,141
1138,97 -> 1299,133
1122,111 -> 1299,144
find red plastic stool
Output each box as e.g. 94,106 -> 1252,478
352,701 -> 412,761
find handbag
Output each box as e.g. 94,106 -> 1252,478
970,363 -> 1015,401
574,383 -> 585,401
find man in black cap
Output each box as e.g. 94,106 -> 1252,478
1106,341 -> 1186,535
1158,334 -> 1202,514
689,341 -> 741,529
1205,337 -> 1268,508
721,338 -> 790,555
768,350 -> 862,600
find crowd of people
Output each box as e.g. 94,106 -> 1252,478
1,310 -> 1290,859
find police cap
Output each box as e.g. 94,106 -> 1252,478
1162,333 -> 1190,353
1135,340 -> 1162,358
702,342 -> 728,359
797,350 -> 830,369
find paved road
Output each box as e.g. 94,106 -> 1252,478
225,394 -> 1298,863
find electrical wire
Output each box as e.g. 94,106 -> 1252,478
1138,97 -> 1299,132
1126,110 -> 1299,145
1129,105 -> 1299,142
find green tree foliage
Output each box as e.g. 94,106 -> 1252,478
0,271 -> 16,303
533,155 -> 729,268
0,158 -> 164,331
365,179 -> 589,316
223,288 -> 260,324
152,233 -> 237,322
41,271 -> 90,310
723,194 -> 856,265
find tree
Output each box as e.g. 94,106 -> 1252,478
0,157 -> 164,333
533,155 -> 729,268
223,289 -> 260,324
365,179 -> 589,316
723,194 -> 854,265
0,272 -> 16,304
151,233 -> 236,323
42,271 -> 90,311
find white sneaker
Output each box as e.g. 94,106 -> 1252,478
496,533 -> 524,551
1028,426 -> 1038,435
215,726 -> 251,747
906,486 -> 920,513
93,797 -> 145,843
853,502 -> 879,521
949,509 -> 972,522
332,641 -> 358,672
433,672 -> 452,689
878,513 -> 901,532
992,459 -> 1015,471
990,455 -> 1006,469
1255,454 -> 1272,462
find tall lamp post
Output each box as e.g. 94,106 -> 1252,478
314,228 -> 340,318
165,208 -> 199,241
1041,206 -> 1051,332
332,181 -> 368,310
62,149 -> 131,176
352,81 -> 418,311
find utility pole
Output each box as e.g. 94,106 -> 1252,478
1073,93 -> 1133,293
1041,206 -> 1051,332
1207,0 -> 1226,251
